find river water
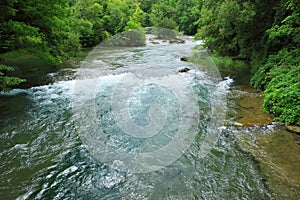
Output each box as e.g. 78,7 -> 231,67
0,34 -> 278,199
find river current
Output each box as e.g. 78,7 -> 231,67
0,35 -> 271,199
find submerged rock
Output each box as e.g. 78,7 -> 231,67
236,128 -> 300,199
233,91 -> 273,127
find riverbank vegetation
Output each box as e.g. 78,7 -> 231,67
0,0 -> 145,90
196,0 -> 299,126
0,0 -> 299,125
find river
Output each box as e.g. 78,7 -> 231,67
0,33 -> 298,199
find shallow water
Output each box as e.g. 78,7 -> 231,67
234,125 -> 300,200
0,35 -> 281,199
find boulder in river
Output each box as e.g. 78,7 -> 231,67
169,39 -> 185,44
180,57 -> 189,62
151,41 -> 160,44
178,67 -> 190,73
233,122 -> 244,127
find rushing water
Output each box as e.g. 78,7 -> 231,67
0,35 -> 272,199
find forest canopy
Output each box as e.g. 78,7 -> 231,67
0,0 -> 299,125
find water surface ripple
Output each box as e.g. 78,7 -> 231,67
0,35 -> 270,199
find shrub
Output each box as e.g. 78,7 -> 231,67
0,64 -> 26,92
251,49 -> 300,125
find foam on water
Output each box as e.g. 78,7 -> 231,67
0,34 -> 270,199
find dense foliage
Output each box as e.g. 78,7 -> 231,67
139,0 -> 202,35
256,49 -> 300,125
0,0 -> 145,55
0,0 -> 203,90
0,64 -> 25,92
0,0 -> 298,125
0,0 -> 145,90
101,29 -> 146,47
197,0 -> 300,125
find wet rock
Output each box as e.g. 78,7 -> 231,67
233,122 -> 244,127
180,57 -> 188,62
178,67 -> 190,73
150,41 -> 160,44
286,125 -> 300,134
169,39 -> 185,44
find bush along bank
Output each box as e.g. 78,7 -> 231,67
196,0 -> 300,126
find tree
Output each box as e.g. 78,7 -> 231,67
0,64 -> 25,92
197,0 -> 256,57
176,0 -> 203,35
196,0 -> 300,125
103,0 -> 144,35
149,1 -> 178,29
0,0 -> 81,60
72,0 -> 107,47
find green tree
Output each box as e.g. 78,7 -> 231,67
103,0 -> 144,35
197,0 -> 256,57
0,0 -> 81,91
0,64 -> 26,92
0,0 -> 81,60
149,1 -> 178,29
138,0 -> 160,26
197,0 -> 300,125
176,0 -> 203,35
72,0 -> 107,47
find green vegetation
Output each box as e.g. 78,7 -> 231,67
0,64 -> 26,92
0,0 -> 145,90
211,54 -> 248,70
139,0 -> 202,35
196,0 -> 300,125
101,29 -> 146,47
1,0 -> 204,91
0,0 -> 299,125
259,49 -> 300,125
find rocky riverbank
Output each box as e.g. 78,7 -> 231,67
229,86 -> 273,127
229,84 -> 300,199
